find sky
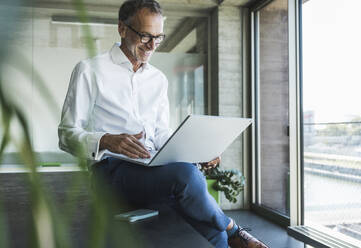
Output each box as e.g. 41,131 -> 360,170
302,0 -> 361,123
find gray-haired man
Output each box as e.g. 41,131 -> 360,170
58,0 -> 269,247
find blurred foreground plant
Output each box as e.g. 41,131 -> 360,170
0,0 -> 138,247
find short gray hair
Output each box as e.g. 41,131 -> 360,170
118,0 -> 163,24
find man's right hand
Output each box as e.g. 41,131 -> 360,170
99,132 -> 150,159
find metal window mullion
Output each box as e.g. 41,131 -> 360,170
207,15 -> 212,115
251,10 -> 261,205
255,11 -> 261,205
298,0 -> 305,226
288,0 -> 302,227
242,7 -> 251,209
251,10 -> 256,204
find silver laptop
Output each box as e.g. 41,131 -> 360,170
103,115 -> 252,166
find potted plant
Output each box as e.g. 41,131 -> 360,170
201,167 -> 245,204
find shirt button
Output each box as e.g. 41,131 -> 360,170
92,152 -> 95,157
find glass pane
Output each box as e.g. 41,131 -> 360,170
151,53 -> 205,130
257,0 -> 290,215
302,0 -> 361,242
0,6 -> 34,162
0,6 -> 207,166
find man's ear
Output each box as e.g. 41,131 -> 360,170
118,21 -> 126,38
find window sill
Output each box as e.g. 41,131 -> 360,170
0,163 -> 82,173
288,225 -> 361,248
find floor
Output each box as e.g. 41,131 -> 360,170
225,210 -> 305,248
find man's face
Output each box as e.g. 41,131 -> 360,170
120,8 -> 164,64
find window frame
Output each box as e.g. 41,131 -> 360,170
250,0 -> 361,246
249,0 -> 303,228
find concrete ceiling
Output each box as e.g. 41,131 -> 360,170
27,0 -> 260,53
30,0 -> 259,16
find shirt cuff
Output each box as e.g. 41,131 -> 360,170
87,132 -> 107,161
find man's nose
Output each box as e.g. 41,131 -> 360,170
146,38 -> 156,50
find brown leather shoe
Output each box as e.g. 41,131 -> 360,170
228,228 -> 270,248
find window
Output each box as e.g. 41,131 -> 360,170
252,0 -> 361,246
302,0 -> 361,242
252,0 -> 290,218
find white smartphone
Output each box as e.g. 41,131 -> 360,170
114,209 -> 159,223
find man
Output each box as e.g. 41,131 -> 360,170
58,0 -> 269,247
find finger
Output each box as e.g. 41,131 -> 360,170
216,157 -> 221,164
127,139 -> 150,158
122,141 -> 147,157
133,131 -> 143,139
121,141 -> 150,158
204,163 -> 213,168
128,135 -> 149,153
207,161 -> 217,166
120,148 -> 140,159
208,157 -> 220,166
123,139 -> 150,158
205,163 -> 216,170
118,142 -> 141,158
210,162 -> 217,167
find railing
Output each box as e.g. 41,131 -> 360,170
302,121 -> 361,243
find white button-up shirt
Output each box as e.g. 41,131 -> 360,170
58,43 -> 171,161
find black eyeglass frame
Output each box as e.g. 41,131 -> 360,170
125,24 -> 165,45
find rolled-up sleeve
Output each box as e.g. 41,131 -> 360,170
58,62 -> 106,161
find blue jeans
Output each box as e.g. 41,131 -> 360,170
92,158 -> 231,248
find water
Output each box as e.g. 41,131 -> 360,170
304,170 -> 361,240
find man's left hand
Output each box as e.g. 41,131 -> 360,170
200,156 -> 221,170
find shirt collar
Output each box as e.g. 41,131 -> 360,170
110,42 -> 150,71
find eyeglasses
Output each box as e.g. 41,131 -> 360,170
125,24 -> 165,45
